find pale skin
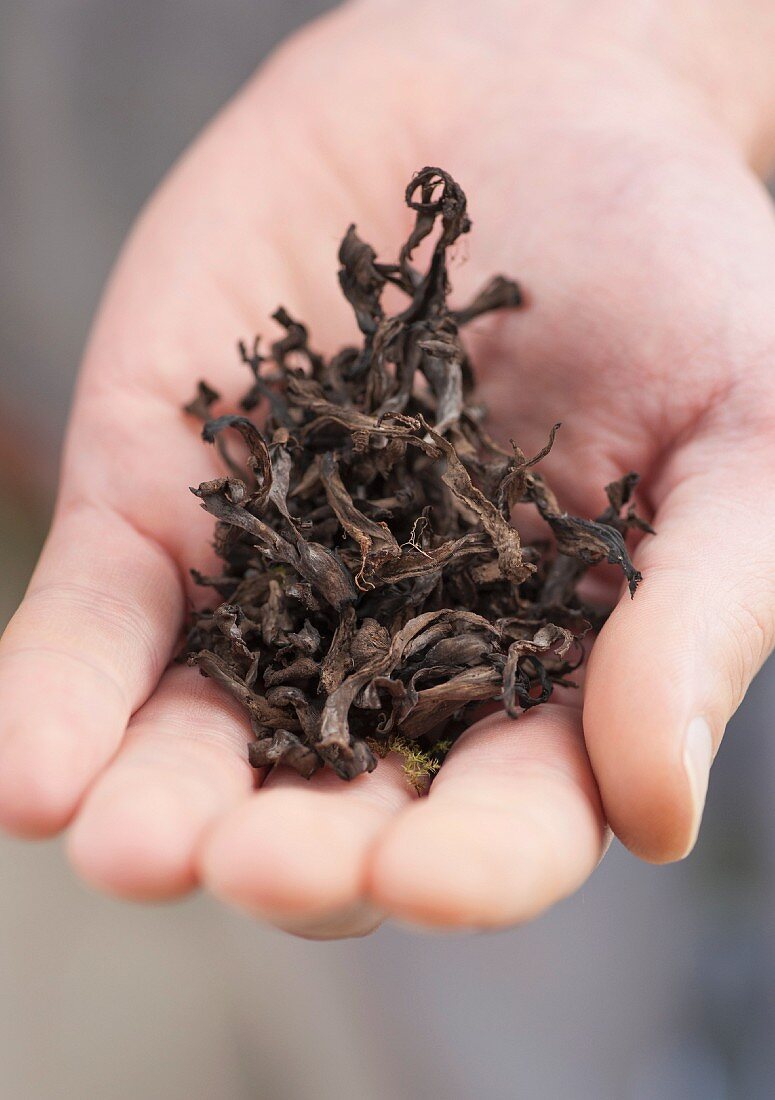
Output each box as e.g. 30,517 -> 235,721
1,0 -> 775,938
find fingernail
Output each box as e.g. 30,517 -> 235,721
682,716 -> 714,851
272,901 -> 385,940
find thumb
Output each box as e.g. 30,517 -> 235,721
583,426 -> 775,862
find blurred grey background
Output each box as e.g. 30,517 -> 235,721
1,3 -> 774,1098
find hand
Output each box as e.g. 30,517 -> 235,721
1,0 -> 774,937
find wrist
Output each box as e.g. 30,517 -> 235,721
493,0 -> 775,173
646,0 -> 775,174
549,0 -> 773,171
347,0 -> 775,172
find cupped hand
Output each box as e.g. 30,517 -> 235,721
1,0 -> 774,937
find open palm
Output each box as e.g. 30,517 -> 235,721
2,0 -> 774,937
